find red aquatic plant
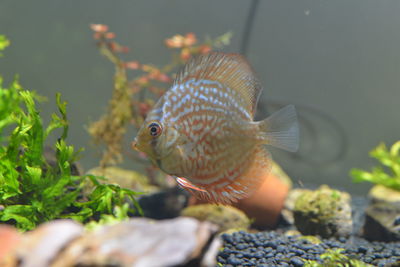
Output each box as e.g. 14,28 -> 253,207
88,24 -> 232,185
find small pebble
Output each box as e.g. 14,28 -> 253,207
290,256 -> 304,266
218,230 -> 400,266
227,256 -> 243,265
357,246 -> 368,253
276,245 -> 286,253
236,243 -> 248,250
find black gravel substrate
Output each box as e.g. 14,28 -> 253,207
218,231 -> 400,266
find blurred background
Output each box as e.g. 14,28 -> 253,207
1,0 -> 399,195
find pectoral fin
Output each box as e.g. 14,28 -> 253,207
176,177 -> 208,192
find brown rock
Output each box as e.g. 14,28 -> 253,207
53,217 -> 219,267
181,204 -> 250,233
0,225 -> 21,267
200,237 -> 223,267
138,186 -> 189,220
87,166 -> 159,193
363,185 -> 400,241
281,188 -> 310,225
293,185 -> 353,238
16,220 -> 83,267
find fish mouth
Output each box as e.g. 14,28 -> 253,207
131,138 -> 139,151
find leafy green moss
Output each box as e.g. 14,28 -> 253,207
85,203 -> 130,231
294,185 -> 342,222
0,35 -> 141,231
351,141 -> 400,191
304,249 -> 372,267
293,185 -> 352,238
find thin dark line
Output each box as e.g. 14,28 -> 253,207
240,0 -> 260,55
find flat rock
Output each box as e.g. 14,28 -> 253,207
181,204 -> 250,233
293,185 -> 353,238
52,217 -> 219,267
0,225 -> 21,267
16,220 -> 84,267
363,185 -> 400,241
138,186 -> 189,219
281,188 -> 310,226
87,166 -> 159,193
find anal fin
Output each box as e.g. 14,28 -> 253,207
194,145 -> 272,205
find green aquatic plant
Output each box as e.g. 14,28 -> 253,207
85,203 -> 130,231
0,35 -> 10,57
88,24 -> 232,173
0,35 -> 141,231
351,141 -> 400,191
303,249 -> 372,267
0,85 -> 141,231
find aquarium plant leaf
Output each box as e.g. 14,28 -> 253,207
351,141 -> 400,191
0,31 -> 146,231
0,79 -> 21,136
85,203 -> 130,231
0,159 -> 20,198
0,205 -> 37,230
19,91 -> 45,167
0,35 -> 10,57
25,165 -> 42,186
0,76 -> 142,231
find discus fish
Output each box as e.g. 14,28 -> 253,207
132,52 -> 299,204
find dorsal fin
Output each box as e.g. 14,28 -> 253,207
174,52 -> 263,116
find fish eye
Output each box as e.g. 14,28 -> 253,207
148,122 -> 162,137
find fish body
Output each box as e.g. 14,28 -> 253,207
133,52 -> 299,204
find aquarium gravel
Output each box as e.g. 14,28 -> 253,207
218,231 -> 400,266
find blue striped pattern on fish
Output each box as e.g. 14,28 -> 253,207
133,52 -> 299,204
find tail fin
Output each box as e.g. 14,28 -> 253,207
258,105 -> 299,152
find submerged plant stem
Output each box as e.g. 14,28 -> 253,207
88,42 -> 133,167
